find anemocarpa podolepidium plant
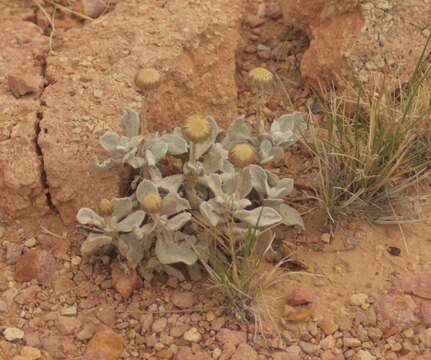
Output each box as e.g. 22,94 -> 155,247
77,66 -> 306,285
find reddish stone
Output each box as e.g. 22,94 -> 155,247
171,324 -> 191,338
83,329 -> 123,360
41,334 -> 77,358
111,264 -> 143,299
216,328 -> 247,347
171,291 -> 195,309
375,294 -> 420,336
15,249 -> 56,286
7,71 -> 43,98
287,289 -> 313,306
14,285 -> 41,305
57,316 -> 82,335
81,0 -> 107,18
37,234 -> 71,258
96,304 -> 117,327
231,343 -> 257,360
245,14 -> 265,28
399,273 -> 431,300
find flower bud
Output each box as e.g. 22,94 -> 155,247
134,68 -> 161,91
182,114 -> 212,143
229,143 -> 256,168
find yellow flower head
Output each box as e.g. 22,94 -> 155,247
182,114 -> 212,143
134,68 -> 161,91
248,67 -> 273,89
229,143 -> 256,168
140,193 -> 162,214
99,198 -> 113,216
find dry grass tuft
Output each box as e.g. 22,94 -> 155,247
192,213 -> 291,336
306,36 -> 431,227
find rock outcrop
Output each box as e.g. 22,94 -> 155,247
0,0 -> 243,224
0,18 -> 49,219
280,0 -> 431,90
39,0 -> 243,224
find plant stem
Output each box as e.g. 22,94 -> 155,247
227,212 -> 240,287
256,88 -> 265,136
190,141 -> 197,165
235,168 -> 246,198
141,92 -> 149,134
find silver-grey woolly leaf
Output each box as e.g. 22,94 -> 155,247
148,166 -> 162,181
138,257 -> 159,281
117,232 -> 150,269
126,135 -> 144,150
133,223 -> 156,239
267,178 -> 294,199
235,207 -> 282,227
81,234 -> 112,255
259,139 -> 274,164
271,112 -> 306,147
122,147 -> 138,163
220,172 -> 236,195
127,156 -> 146,169
161,192 -> 190,217
237,198 -> 252,209
222,117 -> 251,150
100,131 -> 122,152
160,133 -> 188,155
144,149 -> 156,166
136,180 -> 159,204
112,197 -> 134,219
199,173 -> 223,198
155,232 -> 198,266
115,210 -> 146,232
276,203 -> 304,229
248,164 -> 270,198
236,168 -> 253,198
199,201 -> 221,227
121,109 -> 140,138
183,161 -> 204,177
147,141 -> 169,162
223,160 -> 235,173
270,146 -> 284,163
158,174 -> 184,193
162,264 -> 186,281
166,212 -> 192,231
77,208 -> 105,227
202,143 -> 227,173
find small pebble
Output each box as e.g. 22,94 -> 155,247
4,327 -> 24,341
350,293 -> 369,306
24,238 -> 37,248
183,327 -> 202,343
61,306 -> 77,316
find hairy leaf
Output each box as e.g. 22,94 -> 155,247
121,109 -> 140,138
155,232 -> 198,266
161,192 -> 191,217
81,234 -> 112,255
115,210 -> 146,232
77,208 -> 104,227
235,207 -> 282,227
136,180 -> 159,204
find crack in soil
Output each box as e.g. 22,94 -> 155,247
34,48 -> 59,213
